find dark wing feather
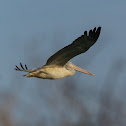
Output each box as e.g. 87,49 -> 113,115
46,27 -> 101,66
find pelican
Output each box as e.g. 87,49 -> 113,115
15,27 -> 101,79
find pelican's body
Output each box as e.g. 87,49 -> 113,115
26,62 -> 75,79
15,27 -> 101,79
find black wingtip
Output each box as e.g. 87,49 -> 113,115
97,27 -> 101,34
98,26 -> 101,30
25,64 -> 28,70
84,31 -> 87,36
93,26 -> 101,41
15,65 -> 20,70
20,62 -> 24,70
89,30 -> 93,36
93,27 -> 96,32
15,62 -> 29,72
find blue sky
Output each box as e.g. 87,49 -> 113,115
0,0 -> 126,125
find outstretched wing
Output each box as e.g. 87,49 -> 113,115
15,63 -> 40,72
46,27 -> 101,66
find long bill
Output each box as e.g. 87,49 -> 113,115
70,63 -> 95,76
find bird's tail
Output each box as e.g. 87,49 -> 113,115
23,73 -> 32,77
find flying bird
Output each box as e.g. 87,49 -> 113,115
15,27 -> 101,79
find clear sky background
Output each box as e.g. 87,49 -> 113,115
0,0 -> 126,125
